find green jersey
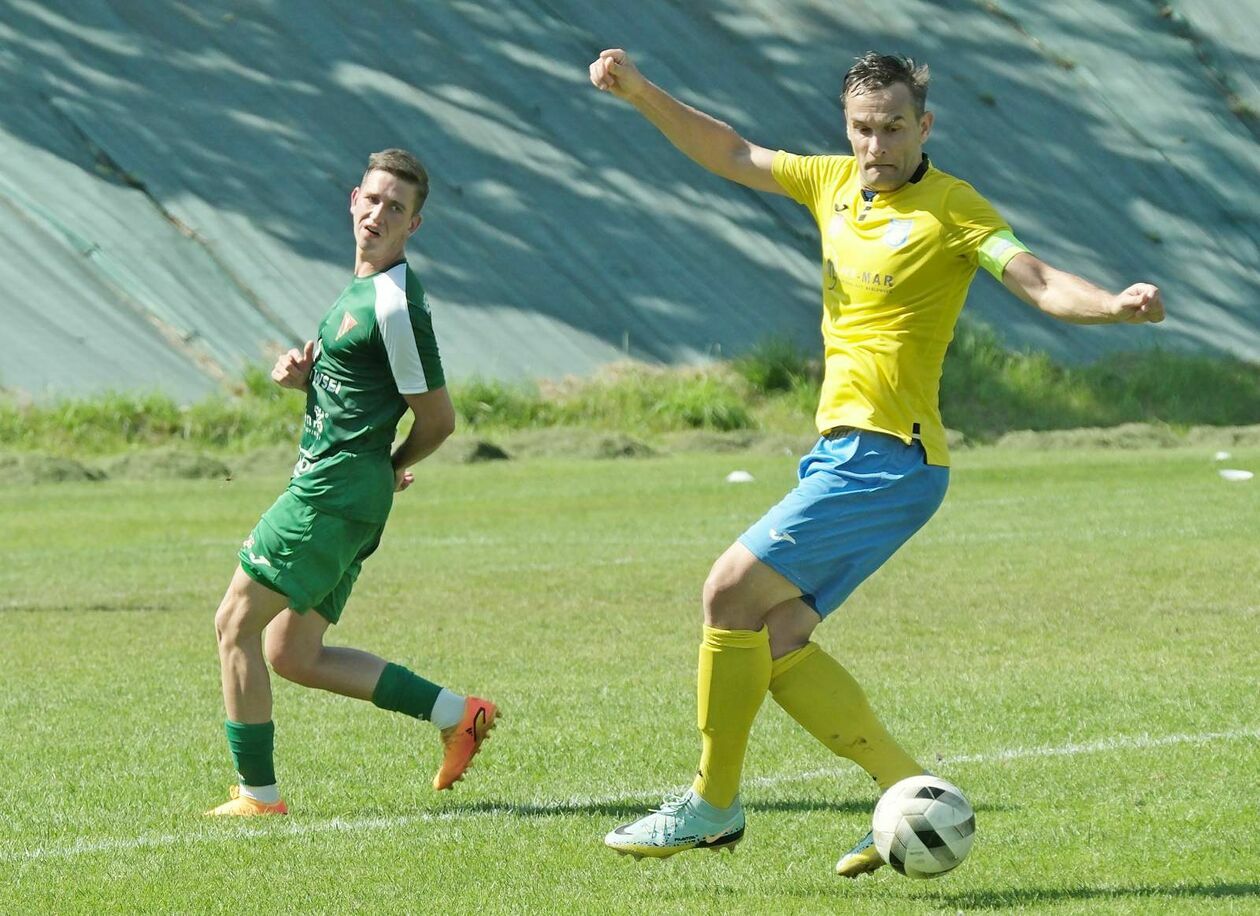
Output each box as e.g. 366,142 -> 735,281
287,260 -> 445,523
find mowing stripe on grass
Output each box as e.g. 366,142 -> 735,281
5,727 -> 1256,863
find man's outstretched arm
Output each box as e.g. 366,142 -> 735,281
1001,252 -> 1165,325
588,48 -> 784,195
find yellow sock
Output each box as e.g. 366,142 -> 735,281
769,643 -> 923,791
691,625 -> 771,809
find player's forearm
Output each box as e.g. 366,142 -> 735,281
391,419 -> 453,471
1027,266 -> 1124,325
627,80 -> 751,181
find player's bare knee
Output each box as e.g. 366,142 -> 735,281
701,566 -> 730,624
268,650 -> 314,686
214,596 -> 247,649
265,639 -> 318,686
703,566 -> 763,630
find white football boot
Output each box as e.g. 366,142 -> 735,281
605,789 -> 745,859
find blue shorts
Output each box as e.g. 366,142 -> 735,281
737,429 -> 949,617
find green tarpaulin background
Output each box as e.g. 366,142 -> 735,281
1,0 -> 1255,400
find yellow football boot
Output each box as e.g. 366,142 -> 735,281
835,830 -> 885,878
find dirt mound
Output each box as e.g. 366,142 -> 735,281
494,429 -> 655,460
0,453 -> 105,484
994,423 -> 1185,450
106,448 -> 232,480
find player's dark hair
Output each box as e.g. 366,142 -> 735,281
364,148 -> 430,215
842,53 -> 930,117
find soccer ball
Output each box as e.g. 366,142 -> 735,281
872,775 -> 975,879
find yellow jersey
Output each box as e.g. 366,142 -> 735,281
773,151 -> 1025,465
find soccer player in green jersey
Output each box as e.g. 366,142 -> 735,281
207,149 -> 498,816
589,50 -> 1164,872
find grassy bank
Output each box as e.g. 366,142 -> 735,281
3,323 -> 1259,455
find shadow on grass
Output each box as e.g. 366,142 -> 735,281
440,798 -> 864,819
920,881 -> 1260,909
442,798 -> 1010,819
0,601 -> 175,613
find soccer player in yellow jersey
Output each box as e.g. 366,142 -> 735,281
589,50 -> 1164,873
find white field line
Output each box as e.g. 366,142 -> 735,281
5,727 -> 1256,864
743,727 -> 1260,790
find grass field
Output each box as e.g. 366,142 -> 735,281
1,446 -> 1258,914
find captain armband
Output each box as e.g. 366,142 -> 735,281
977,230 -> 1031,282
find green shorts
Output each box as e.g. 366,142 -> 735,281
238,489 -> 384,624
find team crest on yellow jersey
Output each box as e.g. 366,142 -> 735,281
883,218 -> 913,249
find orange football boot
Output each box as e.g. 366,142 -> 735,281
433,697 -> 498,790
205,785 -> 289,816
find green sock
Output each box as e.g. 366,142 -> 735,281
371,663 -> 442,720
225,720 -> 276,786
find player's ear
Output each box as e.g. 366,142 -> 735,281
919,110 -> 934,142
408,213 -> 423,235
350,186 -> 361,212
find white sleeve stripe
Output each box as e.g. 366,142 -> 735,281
374,265 -> 429,394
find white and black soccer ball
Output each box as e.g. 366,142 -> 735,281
872,775 -> 975,879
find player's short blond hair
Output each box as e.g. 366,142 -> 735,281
363,149 -> 429,215
842,53 -> 930,117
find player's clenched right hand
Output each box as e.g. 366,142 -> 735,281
271,339 -> 315,389
589,49 -> 646,100
1112,283 -> 1165,324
